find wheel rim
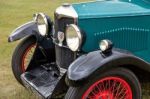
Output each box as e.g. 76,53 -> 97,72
21,44 -> 36,72
82,77 -> 132,99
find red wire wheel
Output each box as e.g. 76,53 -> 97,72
65,68 -> 141,99
82,77 -> 132,99
21,44 -> 36,72
12,37 -> 36,85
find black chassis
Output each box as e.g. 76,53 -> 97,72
9,19 -> 150,98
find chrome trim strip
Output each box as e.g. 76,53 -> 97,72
55,4 -> 78,19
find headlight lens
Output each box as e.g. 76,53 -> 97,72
100,40 -> 109,51
35,13 -> 48,36
99,39 -> 113,53
66,24 -> 82,51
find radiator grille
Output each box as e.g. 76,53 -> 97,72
54,16 -> 76,69
55,45 -> 75,69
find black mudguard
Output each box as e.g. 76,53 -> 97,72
66,49 -> 150,86
8,21 -> 39,42
8,20 -> 55,65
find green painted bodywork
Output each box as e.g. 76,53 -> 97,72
72,0 -> 150,62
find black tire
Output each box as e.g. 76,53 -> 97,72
12,36 -> 36,85
65,68 -> 142,99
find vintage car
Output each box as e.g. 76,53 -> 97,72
8,0 -> 150,99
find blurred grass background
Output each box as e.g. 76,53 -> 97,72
0,0 -> 149,99
0,0 -> 87,98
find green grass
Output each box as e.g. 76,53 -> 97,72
0,0 -> 150,99
0,0 -> 87,98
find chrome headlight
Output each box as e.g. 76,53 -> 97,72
99,39 -> 113,54
34,13 -> 48,36
100,40 -> 110,51
66,24 -> 82,51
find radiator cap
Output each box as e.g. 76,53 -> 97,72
62,3 -> 71,7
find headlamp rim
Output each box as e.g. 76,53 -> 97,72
66,24 -> 82,51
99,39 -> 113,54
34,13 -> 49,36
100,40 -> 109,51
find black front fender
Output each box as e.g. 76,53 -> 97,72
8,21 -> 38,42
66,49 -> 150,86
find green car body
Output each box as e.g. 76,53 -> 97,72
72,0 -> 150,62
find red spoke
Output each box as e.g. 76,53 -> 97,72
82,77 -> 132,99
21,44 -> 36,72
117,85 -> 126,98
102,80 -> 106,91
112,80 -> 117,95
87,95 -> 95,99
108,79 -> 111,91
97,83 -> 104,93
91,89 -> 97,96
119,90 -> 128,99
114,82 -> 122,98
95,84 -> 101,92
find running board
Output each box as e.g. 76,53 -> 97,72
21,64 -> 61,99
